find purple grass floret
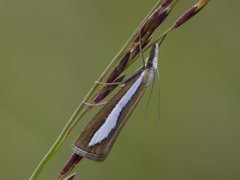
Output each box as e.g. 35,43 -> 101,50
173,0 -> 209,28
142,3 -> 171,33
106,53 -> 130,83
59,153 -> 82,178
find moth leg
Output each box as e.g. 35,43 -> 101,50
94,81 -> 122,86
82,101 -> 108,107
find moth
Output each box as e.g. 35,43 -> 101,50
74,43 -> 159,160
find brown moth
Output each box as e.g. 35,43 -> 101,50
73,43 -> 159,161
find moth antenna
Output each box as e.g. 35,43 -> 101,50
155,67 -> 161,126
143,71 -> 155,120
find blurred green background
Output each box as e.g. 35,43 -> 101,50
0,0 -> 239,179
